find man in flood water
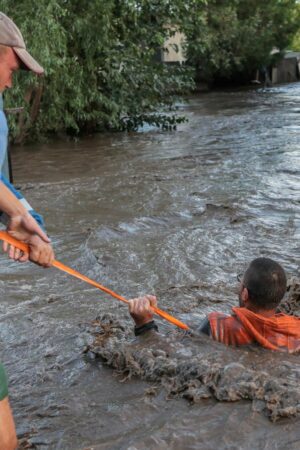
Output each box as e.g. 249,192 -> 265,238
128,257 -> 300,352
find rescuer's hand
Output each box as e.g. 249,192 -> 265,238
2,234 -> 54,267
2,241 -> 29,263
128,295 -> 157,327
26,234 -> 55,267
6,211 -> 51,244
4,212 -> 54,267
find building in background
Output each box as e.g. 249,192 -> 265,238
271,51 -> 300,84
161,29 -> 186,64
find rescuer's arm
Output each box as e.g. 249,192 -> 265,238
0,175 -> 45,229
128,295 -> 211,337
0,364 -> 18,450
0,181 -> 54,267
128,295 -> 159,336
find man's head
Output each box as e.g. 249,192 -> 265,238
0,12 -> 43,92
239,257 -> 287,311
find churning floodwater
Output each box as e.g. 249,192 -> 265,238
0,83 -> 300,449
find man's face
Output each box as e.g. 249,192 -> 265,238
0,47 -> 19,93
238,279 -> 244,306
238,271 -> 251,307
237,272 -> 246,306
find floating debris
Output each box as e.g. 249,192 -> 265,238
85,280 -> 300,422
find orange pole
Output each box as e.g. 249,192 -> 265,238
0,231 -> 189,330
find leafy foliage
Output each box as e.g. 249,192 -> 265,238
290,3 -> 300,50
291,31 -> 300,50
185,0 -> 300,84
1,0 -> 195,141
0,0 -> 299,142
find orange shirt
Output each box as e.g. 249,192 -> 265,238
208,307 -> 300,352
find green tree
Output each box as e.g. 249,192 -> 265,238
1,0 -> 196,142
1,0 -> 299,143
290,2 -> 300,50
185,0 -> 300,84
291,30 -> 300,50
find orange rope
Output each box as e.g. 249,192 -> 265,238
0,231 -> 189,330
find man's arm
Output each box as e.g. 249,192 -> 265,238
0,180 -> 28,218
0,181 -> 54,267
0,364 -> 18,450
128,295 -> 211,337
0,175 -> 45,229
0,398 -> 18,450
0,175 -> 51,264
128,295 -> 159,336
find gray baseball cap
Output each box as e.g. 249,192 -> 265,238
0,12 -> 44,74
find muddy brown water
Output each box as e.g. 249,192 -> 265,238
0,84 -> 300,449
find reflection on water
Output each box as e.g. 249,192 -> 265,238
0,83 -> 299,449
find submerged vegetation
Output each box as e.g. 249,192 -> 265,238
1,0 -> 300,142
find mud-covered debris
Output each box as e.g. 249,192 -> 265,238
85,298 -> 300,422
278,277 -> 300,316
17,430 -> 38,449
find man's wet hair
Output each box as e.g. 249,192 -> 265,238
243,257 -> 287,309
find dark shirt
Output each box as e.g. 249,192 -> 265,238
198,317 -> 211,336
134,317 -> 211,336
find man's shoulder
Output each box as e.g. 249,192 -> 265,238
208,311 -> 233,321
